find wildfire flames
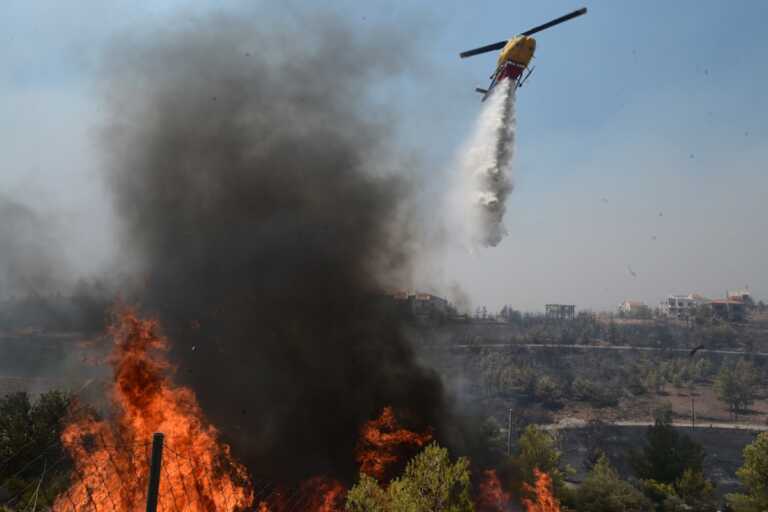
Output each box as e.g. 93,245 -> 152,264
53,307 -> 253,511
257,407 -> 432,511
355,406 -> 432,481
53,306 -> 559,512
257,477 -> 345,512
297,478 -> 346,512
53,307 -> 433,512
477,469 -> 511,511
522,469 -> 561,512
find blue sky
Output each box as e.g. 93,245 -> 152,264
2,1 -> 767,311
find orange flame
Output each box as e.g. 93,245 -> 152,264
255,477 -> 345,512
299,477 -> 346,512
355,406 -> 432,481
476,469 -> 511,512
52,306 -> 538,512
53,307 -> 253,511
521,469 -> 560,512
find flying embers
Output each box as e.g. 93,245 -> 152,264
459,7 -> 587,101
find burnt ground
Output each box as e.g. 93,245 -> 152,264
413,317 -> 768,497
552,384 -> 768,426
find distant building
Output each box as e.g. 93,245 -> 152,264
618,300 -> 650,317
727,288 -> 753,306
660,290 -> 750,322
661,294 -> 707,319
388,289 -> 410,301
545,304 -> 575,321
387,290 -> 450,322
412,293 -> 449,319
708,299 -> 747,322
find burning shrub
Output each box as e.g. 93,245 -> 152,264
511,426 -> 569,498
52,307 -> 254,512
355,406 -> 433,482
476,469 -> 510,512
521,469 -> 561,512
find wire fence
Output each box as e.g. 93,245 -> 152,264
1,432 -> 335,512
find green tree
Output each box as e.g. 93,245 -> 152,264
660,495 -> 688,512
704,325 -> 738,349
675,468 -> 717,512
672,369 -> 684,389
627,369 -> 649,396
479,416 -> 506,460
639,478 -> 677,511
631,415 -> 704,484
512,425 -> 569,495
608,320 -> 619,344
534,375 -> 562,407
0,391 -> 72,508
638,468 -> 715,511
346,474 -> 390,512
727,432 -> 768,511
658,361 -> 674,385
715,360 -> 759,416
574,454 -> 653,512
695,358 -> 713,380
346,443 -> 474,512
571,377 -> 619,407
644,369 -> 664,395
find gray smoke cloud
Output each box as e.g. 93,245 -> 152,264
0,197 -> 110,395
0,197 -> 69,298
99,9 -> 452,482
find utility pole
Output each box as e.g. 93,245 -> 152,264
506,408 -> 513,456
688,349 -> 699,432
146,432 -> 164,512
691,396 -> 695,432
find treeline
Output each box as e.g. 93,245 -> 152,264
348,411 -> 768,511
460,307 -> 766,353
467,348 -> 766,417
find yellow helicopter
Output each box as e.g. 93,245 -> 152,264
460,7 -> 587,101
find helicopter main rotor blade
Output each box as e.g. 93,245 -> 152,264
459,40 -> 508,59
520,7 -> 587,37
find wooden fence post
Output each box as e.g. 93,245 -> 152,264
145,433 -> 164,512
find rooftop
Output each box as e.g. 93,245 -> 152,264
709,299 -> 745,305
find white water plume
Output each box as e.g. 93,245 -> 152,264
448,78 -> 516,248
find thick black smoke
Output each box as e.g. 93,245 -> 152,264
101,10 -> 448,481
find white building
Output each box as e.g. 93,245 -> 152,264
388,290 -> 450,320
727,288 -> 753,305
618,300 -> 650,316
660,294 -> 707,318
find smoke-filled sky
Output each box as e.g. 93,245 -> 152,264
2,0 -> 767,312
